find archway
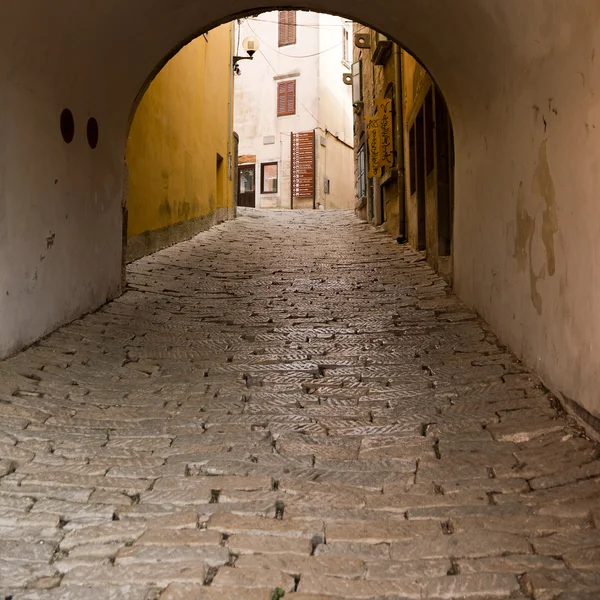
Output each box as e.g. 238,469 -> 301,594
0,1 -> 599,424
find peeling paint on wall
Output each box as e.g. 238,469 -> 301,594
45,232 -> 56,250
515,181 -> 534,271
514,141 -> 559,316
534,141 -> 558,277
528,231 -> 545,316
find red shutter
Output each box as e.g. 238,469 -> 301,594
278,11 -> 288,46
277,80 -> 296,117
288,11 -> 297,45
287,80 -> 296,115
277,81 -> 286,116
278,10 -> 296,47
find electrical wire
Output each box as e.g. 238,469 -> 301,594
244,20 -> 344,59
249,16 -> 350,29
251,46 -> 324,129
236,16 -> 352,144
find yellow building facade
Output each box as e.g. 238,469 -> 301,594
126,25 -> 235,261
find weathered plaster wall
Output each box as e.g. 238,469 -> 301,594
127,26 -> 234,260
315,131 -> 354,210
1,1 -> 600,425
403,55 -> 430,129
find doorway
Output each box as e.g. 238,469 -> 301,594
238,163 -> 256,207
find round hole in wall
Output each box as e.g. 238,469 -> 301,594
60,109 -> 75,144
87,117 -> 99,149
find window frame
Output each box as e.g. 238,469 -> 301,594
352,60 -> 362,104
260,161 -> 279,194
277,79 -> 296,117
357,144 -> 367,198
342,26 -> 350,65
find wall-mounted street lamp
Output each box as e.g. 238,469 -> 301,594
233,36 -> 259,75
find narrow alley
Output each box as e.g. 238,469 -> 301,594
1,210 -> 599,599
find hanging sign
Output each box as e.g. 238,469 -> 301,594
376,98 -> 394,169
366,115 -> 381,178
366,98 -> 394,177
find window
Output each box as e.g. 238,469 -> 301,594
277,80 -> 296,117
352,60 -> 362,104
357,145 -> 367,198
261,162 -> 278,193
342,26 -> 350,64
278,10 -> 297,47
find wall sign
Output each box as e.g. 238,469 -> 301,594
367,98 -> 394,177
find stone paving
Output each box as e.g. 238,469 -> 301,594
1,208 -> 599,600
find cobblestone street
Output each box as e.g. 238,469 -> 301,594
1,208 -> 599,599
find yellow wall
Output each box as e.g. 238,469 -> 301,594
402,51 -> 431,126
127,25 -> 234,240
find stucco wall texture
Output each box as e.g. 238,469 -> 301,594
1,1 -> 600,426
126,26 -> 234,255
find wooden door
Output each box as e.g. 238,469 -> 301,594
237,164 -> 256,207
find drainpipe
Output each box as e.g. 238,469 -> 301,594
228,21 -> 236,184
394,43 -> 406,240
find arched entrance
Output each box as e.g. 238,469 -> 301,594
0,2 -> 599,430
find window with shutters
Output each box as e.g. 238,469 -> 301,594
277,80 -> 296,117
352,61 -> 362,104
342,23 -> 351,65
357,145 -> 367,198
278,10 -> 297,47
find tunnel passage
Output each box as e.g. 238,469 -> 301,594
0,3 -> 600,428
1,209 -> 599,597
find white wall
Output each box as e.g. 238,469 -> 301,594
234,11 -> 354,209
315,130 -> 355,210
316,14 -> 354,210
1,0 -> 600,427
317,14 -> 353,147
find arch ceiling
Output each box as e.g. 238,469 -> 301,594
1,1 -> 600,423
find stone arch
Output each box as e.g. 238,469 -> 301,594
0,1 -> 599,421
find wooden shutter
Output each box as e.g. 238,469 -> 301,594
352,61 -> 362,103
288,11 -> 297,45
277,80 -> 296,117
278,10 -> 296,47
278,11 -> 288,46
286,80 -> 296,115
342,28 -> 349,63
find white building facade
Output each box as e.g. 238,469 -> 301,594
234,11 -> 354,210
